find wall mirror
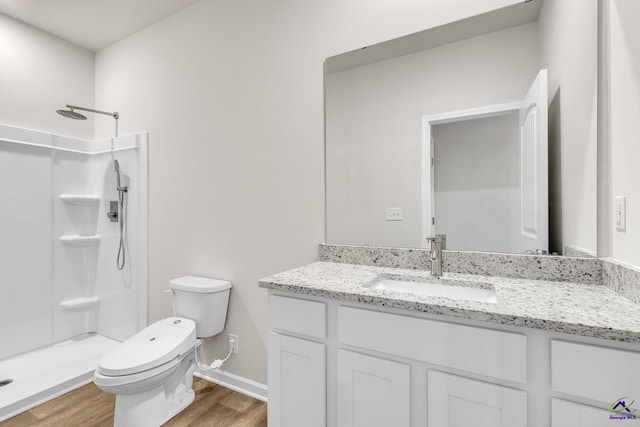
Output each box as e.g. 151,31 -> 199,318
325,0 -> 597,257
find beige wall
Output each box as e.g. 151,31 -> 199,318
326,22 -> 539,248
608,0 -> 640,267
2,0 -> 637,389
538,0 -> 598,256
0,13 -> 94,139
4,0 -> 636,389
94,0 -> 521,384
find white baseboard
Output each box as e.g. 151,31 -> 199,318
195,369 -> 268,402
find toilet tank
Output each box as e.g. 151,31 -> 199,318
169,276 -> 231,338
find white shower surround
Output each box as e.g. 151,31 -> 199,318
0,124 -> 148,420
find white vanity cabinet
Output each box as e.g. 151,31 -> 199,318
551,399 -> 612,427
337,349 -> 411,427
335,305 -> 528,427
428,371 -> 527,427
267,292 -> 640,427
268,295 -> 327,427
550,341 -> 640,427
268,333 -> 326,427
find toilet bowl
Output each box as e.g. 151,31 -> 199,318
94,276 -> 231,427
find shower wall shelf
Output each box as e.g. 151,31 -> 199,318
60,296 -> 101,311
60,235 -> 101,246
59,194 -> 101,206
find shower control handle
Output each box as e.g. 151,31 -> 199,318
107,200 -> 119,222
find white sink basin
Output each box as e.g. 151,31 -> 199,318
369,277 -> 497,303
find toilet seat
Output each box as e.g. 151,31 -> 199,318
98,317 -> 196,376
94,356 -> 180,391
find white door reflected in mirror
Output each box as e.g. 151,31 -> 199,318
424,70 -> 548,254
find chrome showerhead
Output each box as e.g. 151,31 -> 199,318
56,104 -> 119,136
56,107 -> 87,120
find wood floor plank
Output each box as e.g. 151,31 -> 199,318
228,401 -> 268,427
34,389 -> 114,427
220,390 -> 256,413
165,382 -> 234,427
29,382 -> 105,419
0,410 -> 39,427
0,378 -> 266,427
191,378 -> 214,393
186,402 -> 239,427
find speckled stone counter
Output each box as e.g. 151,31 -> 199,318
259,261 -> 640,343
319,243 -> 603,285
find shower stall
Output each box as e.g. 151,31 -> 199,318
0,124 -> 148,421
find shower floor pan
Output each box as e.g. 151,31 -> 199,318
0,333 -> 119,422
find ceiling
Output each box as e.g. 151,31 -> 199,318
0,0 -> 202,51
326,0 -> 543,74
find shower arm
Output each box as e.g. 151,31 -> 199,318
66,104 -> 119,120
66,104 -> 119,137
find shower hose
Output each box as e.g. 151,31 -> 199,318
116,187 -> 127,270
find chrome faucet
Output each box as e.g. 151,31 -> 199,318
426,236 -> 443,277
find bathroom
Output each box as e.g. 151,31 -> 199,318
0,0 -> 639,426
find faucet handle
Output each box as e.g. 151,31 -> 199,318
425,237 -> 443,277
425,236 -> 442,249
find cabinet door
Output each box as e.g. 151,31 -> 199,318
268,332 -> 326,427
552,399 -> 617,427
428,371 -> 526,427
337,349 -> 411,427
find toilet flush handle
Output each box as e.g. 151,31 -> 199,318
164,289 -> 177,317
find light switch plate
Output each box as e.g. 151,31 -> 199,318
386,207 -> 404,221
615,196 -> 626,232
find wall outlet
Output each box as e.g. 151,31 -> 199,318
615,196 -> 626,232
386,207 -> 404,221
228,334 -> 239,354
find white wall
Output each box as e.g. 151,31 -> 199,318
0,13 -> 94,139
608,0 -> 640,267
94,0 -> 521,384
326,23 -> 539,248
433,114 -> 521,253
538,0 -> 598,256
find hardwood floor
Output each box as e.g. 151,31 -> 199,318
1,378 -> 267,427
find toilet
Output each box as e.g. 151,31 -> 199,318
94,276 -> 231,427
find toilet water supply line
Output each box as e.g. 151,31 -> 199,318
194,338 -> 235,370
163,288 -> 235,370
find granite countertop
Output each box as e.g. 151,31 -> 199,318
259,261 -> 640,343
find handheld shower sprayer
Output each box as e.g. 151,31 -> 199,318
114,159 -> 120,188
114,160 -> 128,193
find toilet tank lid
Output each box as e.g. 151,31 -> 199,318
170,276 -> 232,293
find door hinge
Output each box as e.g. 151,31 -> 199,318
432,217 -> 435,225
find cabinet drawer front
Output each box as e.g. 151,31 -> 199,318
552,340 -> 640,403
428,371 -> 527,427
269,294 -> 326,339
339,306 -> 527,383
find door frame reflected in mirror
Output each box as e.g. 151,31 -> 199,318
422,69 -> 548,254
